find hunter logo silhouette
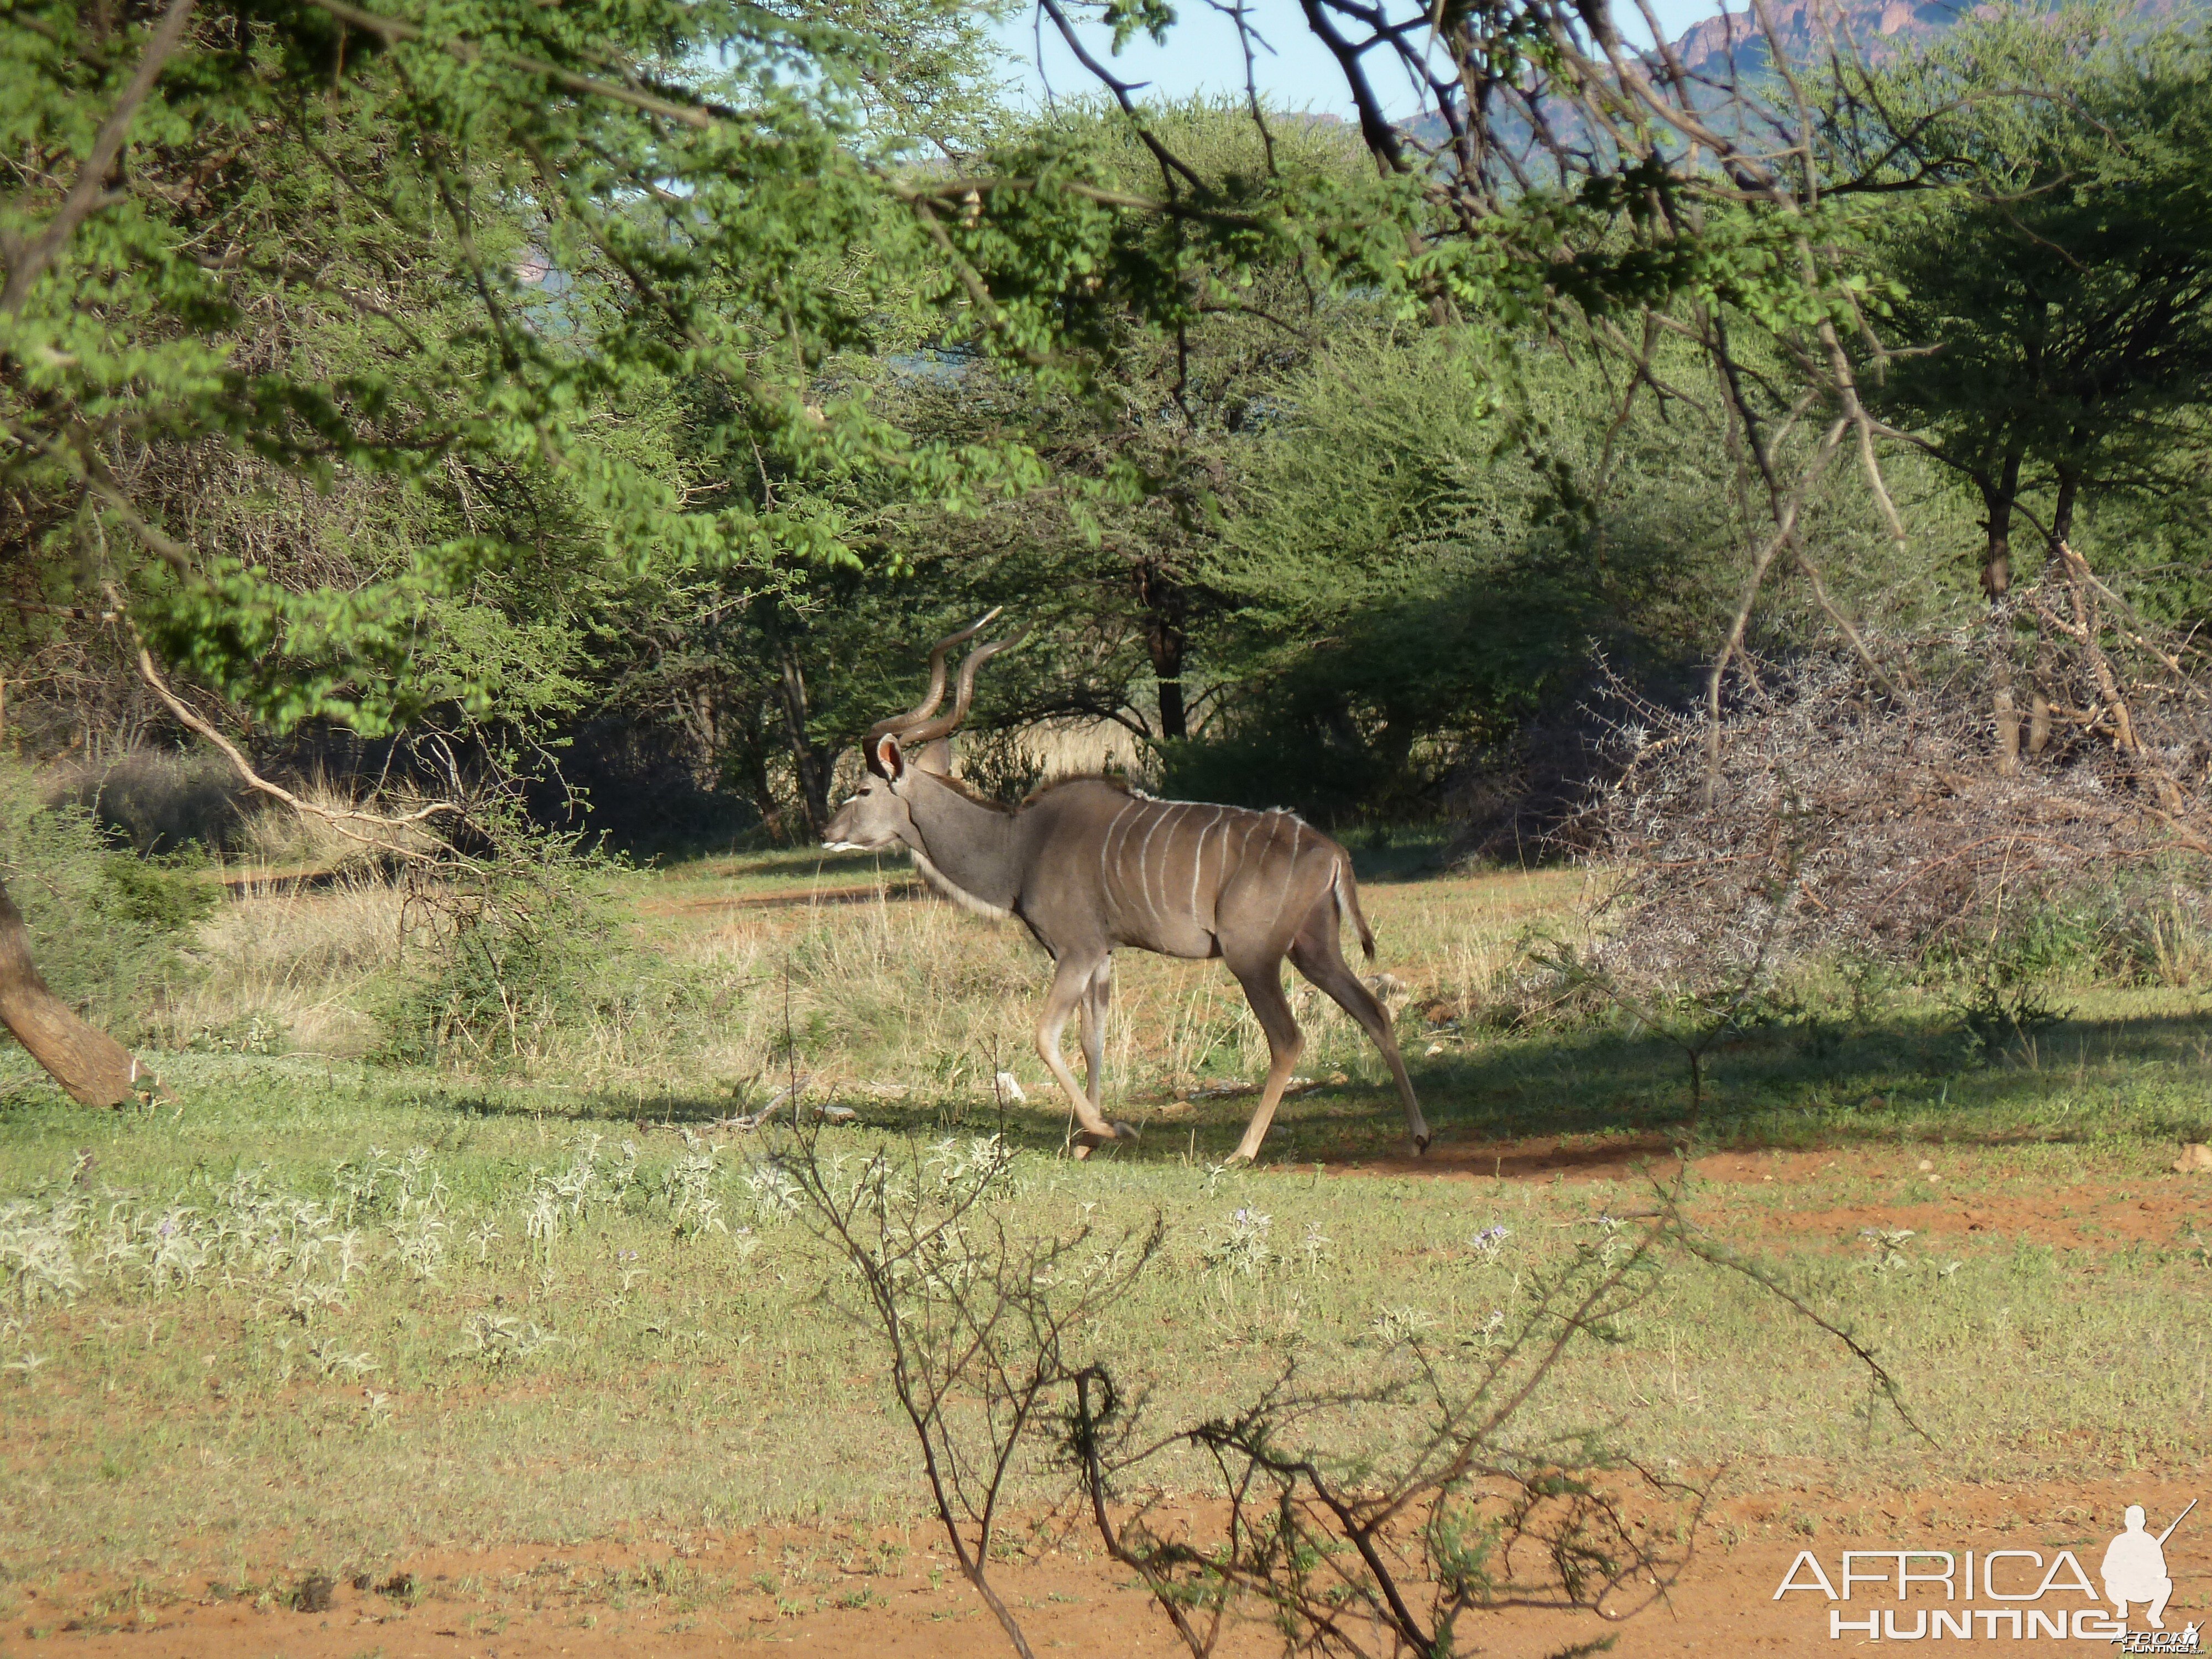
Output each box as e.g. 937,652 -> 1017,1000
2106,1500 -> 2194,1630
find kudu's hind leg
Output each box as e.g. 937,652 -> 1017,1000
1225,958 -> 1305,1164
1077,957 -> 1114,1120
1290,907 -> 1431,1153
1037,954 -> 1132,1159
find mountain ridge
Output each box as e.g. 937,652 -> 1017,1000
1664,0 -> 2198,81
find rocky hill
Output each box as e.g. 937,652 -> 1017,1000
1664,0 -> 2196,80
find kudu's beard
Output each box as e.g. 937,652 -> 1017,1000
820,817 -> 903,853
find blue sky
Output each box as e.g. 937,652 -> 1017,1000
989,0 -> 1731,120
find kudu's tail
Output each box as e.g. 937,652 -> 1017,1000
1333,860 -> 1377,961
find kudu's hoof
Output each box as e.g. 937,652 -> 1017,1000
1067,1123 -> 1135,1160
1411,1131 -> 1434,1157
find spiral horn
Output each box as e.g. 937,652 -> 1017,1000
866,608 -> 1004,753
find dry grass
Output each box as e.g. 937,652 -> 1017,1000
3,847 -> 2209,1605
225,775 -> 446,874
1005,717 -> 1149,781
159,865 -> 403,1058
165,837 -> 1587,1100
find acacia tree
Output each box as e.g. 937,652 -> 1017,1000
2,0 -> 1056,1096
3,0 -> 2086,1099
582,101 -> 1403,832
1837,15 -> 2212,770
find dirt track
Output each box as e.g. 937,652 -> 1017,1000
33,1473 -> 2209,1656
15,1122 -> 2206,1656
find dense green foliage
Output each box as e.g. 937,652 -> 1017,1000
1836,12 -> 2212,592
3,0 -> 2208,848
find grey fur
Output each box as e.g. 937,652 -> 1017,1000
823,623 -> 1430,1163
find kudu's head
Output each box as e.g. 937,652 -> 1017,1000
822,611 -> 1020,852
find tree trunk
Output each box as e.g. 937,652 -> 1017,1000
0,879 -> 149,1107
1981,453 -> 2025,774
773,640 -> 832,838
1154,660 -> 1187,745
2020,456 -> 2085,766
2051,463 -> 2080,548
1135,561 -> 1190,742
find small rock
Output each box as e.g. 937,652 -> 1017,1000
1424,1042 -> 1445,1057
1916,1158 -> 1934,1173
294,1574 -> 335,1614
992,1071 -> 1027,1104
2174,1144 -> 2212,1174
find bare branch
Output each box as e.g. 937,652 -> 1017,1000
112,597 -> 461,860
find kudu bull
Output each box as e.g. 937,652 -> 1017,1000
822,614 -> 1430,1162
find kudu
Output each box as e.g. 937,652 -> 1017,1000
822,614 -> 1431,1162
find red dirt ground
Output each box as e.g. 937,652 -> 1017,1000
25,1142 -> 2206,1656
31,1474 -> 2209,1656
1291,1135 -> 2212,1250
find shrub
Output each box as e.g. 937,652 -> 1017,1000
956,729 -> 1051,805
376,817 -> 624,1068
60,749 -> 251,853
1578,646 -> 2212,991
0,763 -> 215,1037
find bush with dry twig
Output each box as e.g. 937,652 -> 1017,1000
1573,607 -> 2212,1045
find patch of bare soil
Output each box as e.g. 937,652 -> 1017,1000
1283,1138 -> 2209,1253
1689,1148 -> 2206,1250
1349,1129 -> 1691,1182
31,1475 -> 2209,1656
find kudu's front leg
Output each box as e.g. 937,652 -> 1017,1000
1225,958 -> 1305,1164
1037,954 -> 1133,1158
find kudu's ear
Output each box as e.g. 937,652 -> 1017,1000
872,732 -> 906,782
912,737 -> 953,776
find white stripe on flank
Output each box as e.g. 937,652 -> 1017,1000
1269,816 -> 1303,931
1191,807 -> 1225,924
1135,807 -> 1171,923
1100,798 -> 1139,902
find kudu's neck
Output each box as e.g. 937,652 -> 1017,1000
899,773 -> 1022,915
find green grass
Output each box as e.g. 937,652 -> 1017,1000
1,852 -> 2209,1596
